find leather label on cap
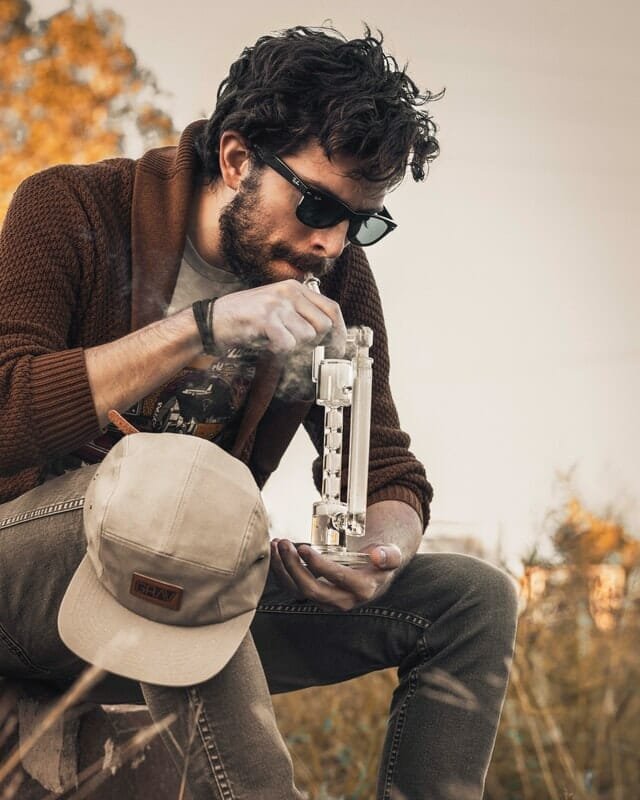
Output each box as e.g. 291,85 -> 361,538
130,572 -> 183,611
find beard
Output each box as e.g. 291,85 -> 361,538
218,170 -> 336,289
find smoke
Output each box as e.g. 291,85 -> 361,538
275,344 -> 316,400
275,328 -> 357,400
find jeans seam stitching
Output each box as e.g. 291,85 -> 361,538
257,603 -> 432,629
0,621 -> 52,675
0,497 -> 85,530
382,665 -> 420,800
189,686 -> 236,799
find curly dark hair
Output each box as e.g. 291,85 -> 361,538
195,25 -> 442,187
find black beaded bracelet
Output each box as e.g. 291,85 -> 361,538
192,298 -> 217,355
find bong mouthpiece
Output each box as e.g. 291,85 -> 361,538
304,272 -> 321,293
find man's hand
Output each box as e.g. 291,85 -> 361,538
212,279 -> 346,356
267,501 -> 423,611
269,538 -> 403,611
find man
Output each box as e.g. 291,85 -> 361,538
0,25 -> 517,800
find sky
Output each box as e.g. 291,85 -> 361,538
30,0 -> 640,563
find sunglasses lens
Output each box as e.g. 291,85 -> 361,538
348,216 -> 392,246
297,193 -> 395,247
297,196 -> 345,228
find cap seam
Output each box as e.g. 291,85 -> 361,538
100,530 -> 235,575
234,497 -> 264,572
160,438 -> 201,551
94,437 -> 127,579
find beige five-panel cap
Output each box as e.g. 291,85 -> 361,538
58,432 -> 271,687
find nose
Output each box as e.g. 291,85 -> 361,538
308,221 -> 349,259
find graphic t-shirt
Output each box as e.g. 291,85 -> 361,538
72,238 -> 255,464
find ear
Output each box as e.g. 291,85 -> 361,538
218,130 -> 252,191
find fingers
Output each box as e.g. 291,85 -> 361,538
272,282 -> 346,355
269,539 -> 304,599
281,543 -> 356,610
298,286 -> 347,357
211,280 -> 346,356
271,540 -> 401,611
298,546 -> 375,605
277,307 -> 321,347
262,316 -> 298,354
275,540 -> 375,610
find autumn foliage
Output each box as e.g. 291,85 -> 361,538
0,0 -> 177,219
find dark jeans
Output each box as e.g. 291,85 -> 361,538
0,465 -> 518,800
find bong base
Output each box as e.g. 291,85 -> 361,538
309,546 -> 371,567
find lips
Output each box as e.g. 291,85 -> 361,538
271,259 -> 307,281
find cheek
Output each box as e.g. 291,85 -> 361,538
260,208 -> 308,249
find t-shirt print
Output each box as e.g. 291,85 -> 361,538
71,347 -> 258,464
143,347 -> 257,442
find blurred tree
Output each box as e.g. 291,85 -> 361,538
0,0 -> 177,219
486,498 -> 640,800
554,497 -> 640,568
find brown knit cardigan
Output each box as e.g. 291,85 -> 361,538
0,122 -> 433,526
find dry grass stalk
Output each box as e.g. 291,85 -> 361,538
502,698 -> 534,800
0,770 -> 22,800
177,697 -> 204,800
0,689 -> 18,755
0,691 -> 17,728
510,665 -> 562,800
273,669 -> 394,798
520,659 -> 589,800
0,717 -> 17,756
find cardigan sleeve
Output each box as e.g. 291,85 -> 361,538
302,247 -> 433,530
0,170 -> 101,475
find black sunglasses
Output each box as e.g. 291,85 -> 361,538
253,146 -> 397,247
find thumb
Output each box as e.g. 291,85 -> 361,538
369,545 -> 402,570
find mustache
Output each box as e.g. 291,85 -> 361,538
268,243 -> 334,276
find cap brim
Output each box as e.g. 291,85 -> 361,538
58,555 -> 256,687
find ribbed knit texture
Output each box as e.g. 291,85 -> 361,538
0,123 -> 433,527
0,158 -> 134,503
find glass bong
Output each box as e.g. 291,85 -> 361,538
303,273 -> 374,567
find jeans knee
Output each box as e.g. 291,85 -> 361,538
469,557 -> 517,608
421,553 -> 518,642
459,556 -> 519,643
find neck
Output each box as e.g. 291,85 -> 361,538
187,181 -> 233,271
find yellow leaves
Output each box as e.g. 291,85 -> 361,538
0,0 -> 27,28
137,104 -> 174,134
136,103 -> 176,149
564,497 -> 625,562
551,496 -> 639,569
0,2 -> 177,219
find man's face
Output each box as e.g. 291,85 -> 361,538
218,140 -> 388,288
